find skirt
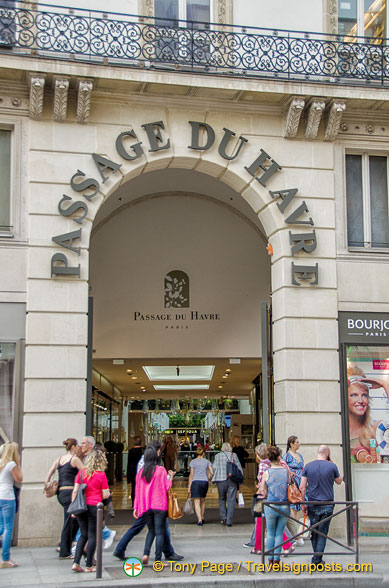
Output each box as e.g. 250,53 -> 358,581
191,480 -> 209,498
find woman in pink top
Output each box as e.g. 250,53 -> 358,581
71,450 -> 110,573
134,447 -> 175,564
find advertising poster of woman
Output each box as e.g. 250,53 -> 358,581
347,347 -> 389,463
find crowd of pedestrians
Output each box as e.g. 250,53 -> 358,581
0,433 -> 343,571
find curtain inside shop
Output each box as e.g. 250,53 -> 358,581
0,343 -> 15,444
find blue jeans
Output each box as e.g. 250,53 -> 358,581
308,505 -> 334,564
0,499 -> 16,562
143,509 -> 167,561
264,503 -> 290,562
115,514 -> 174,558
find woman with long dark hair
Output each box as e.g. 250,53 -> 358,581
282,435 -> 304,545
133,447 -> 175,565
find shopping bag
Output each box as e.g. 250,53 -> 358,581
182,498 -> 195,516
238,492 -> 245,508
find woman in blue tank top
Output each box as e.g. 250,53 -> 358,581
260,446 -> 290,565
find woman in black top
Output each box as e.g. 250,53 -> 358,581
127,436 -> 143,507
232,436 -> 249,469
45,438 -> 83,558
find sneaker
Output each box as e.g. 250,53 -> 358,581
103,529 -> 116,550
296,538 -> 304,546
243,543 -> 254,548
113,550 -> 126,561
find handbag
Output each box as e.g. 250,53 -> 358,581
182,498 -> 195,516
168,488 -> 183,520
43,480 -> 58,498
67,470 -> 88,515
225,452 -> 244,485
238,491 -> 245,507
251,495 -> 263,516
288,476 -> 303,504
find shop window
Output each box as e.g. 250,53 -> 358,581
345,153 -> 389,249
0,129 -> 11,234
0,343 -> 16,444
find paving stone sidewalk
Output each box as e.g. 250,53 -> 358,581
0,523 -> 388,588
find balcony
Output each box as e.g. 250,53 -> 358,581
1,2 -> 389,87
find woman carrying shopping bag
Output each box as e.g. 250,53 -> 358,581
187,446 -> 214,525
133,446 -> 175,565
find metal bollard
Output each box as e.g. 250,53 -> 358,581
96,502 -> 104,579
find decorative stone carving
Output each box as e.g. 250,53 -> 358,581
284,98 -> 305,138
304,99 -> 326,139
53,77 -> 69,122
12,97 -> 22,107
139,0 -> 154,20
324,100 -> 347,141
76,80 -> 93,124
324,0 -> 338,35
215,0 -> 233,26
29,74 -> 46,120
366,124 -> 375,134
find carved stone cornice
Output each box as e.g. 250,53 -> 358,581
76,79 -> 93,124
324,100 -> 347,141
304,99 -> 326,139
283,97 -> 305,138
53,77 -> 69,122
29,74 -> 46,120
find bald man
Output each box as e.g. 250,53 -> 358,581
300,445 -> 343,566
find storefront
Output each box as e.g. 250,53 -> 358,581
339,312 -> 389,520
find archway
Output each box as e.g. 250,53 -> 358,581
88,165 -> 272,511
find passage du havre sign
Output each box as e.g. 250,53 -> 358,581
50,120 -> 319,286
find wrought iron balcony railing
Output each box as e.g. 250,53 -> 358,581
1,1 -> 389,86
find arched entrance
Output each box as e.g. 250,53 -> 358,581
88,165 -> 272,508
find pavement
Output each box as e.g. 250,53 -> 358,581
1,522 -> 388,588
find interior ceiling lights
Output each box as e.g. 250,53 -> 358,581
154,384 -> 210,391
143,365 -> 215,381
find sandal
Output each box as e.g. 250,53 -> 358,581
1,561 -> 18,568
58,555 -> 74,560
250,549 -> 261,555
72,563 -> 84,573
142,555 -> 149,565
85,566 -> 96,573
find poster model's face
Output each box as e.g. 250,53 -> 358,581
347,345 -> 389,463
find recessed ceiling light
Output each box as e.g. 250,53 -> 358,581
126,369 -> 132,374
131,376 -> 137,380
143,365 -> 214,381
222,375 -> 228,379
218,385 -> 223,389
154,384 -> 210,391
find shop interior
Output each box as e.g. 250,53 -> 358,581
91,358 -> 265,510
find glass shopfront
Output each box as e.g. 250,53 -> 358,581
0,342 -> 16,444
